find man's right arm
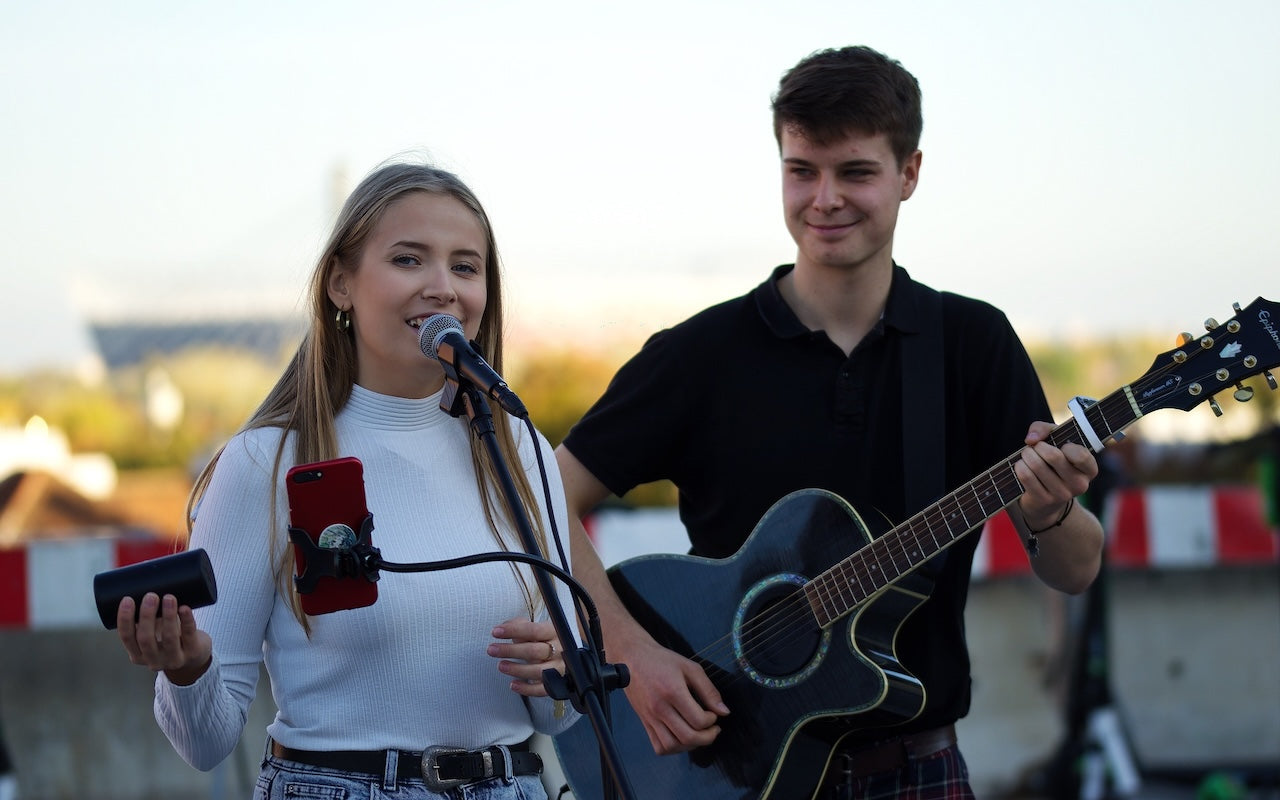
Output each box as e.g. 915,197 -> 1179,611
556,445 -> 729,754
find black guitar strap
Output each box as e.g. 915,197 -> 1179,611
900,279 -> 948,581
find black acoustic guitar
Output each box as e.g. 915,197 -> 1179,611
554,297 -> 1280,800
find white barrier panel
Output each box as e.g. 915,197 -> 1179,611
0,536 -> 177,629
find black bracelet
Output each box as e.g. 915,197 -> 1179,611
1022,496 -> 1074,557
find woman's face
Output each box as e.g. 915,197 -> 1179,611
328,191 -> 489,398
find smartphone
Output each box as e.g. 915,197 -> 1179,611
285,456 -> 377,615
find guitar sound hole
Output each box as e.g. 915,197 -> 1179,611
736,578 -> 827,683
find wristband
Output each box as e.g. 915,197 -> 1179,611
1021,497 -> 1074,557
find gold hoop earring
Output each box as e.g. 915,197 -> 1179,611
335,308 -> 351,331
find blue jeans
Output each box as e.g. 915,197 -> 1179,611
254,754 -> 548,800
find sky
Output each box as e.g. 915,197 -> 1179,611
2,0 -> 1278,377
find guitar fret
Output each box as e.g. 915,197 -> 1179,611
865,545 -> 887,582
936,496 -> 957,532
903,520 -> 925,563
865,550 -> 886,582
889,543 -> 906,576
1099,390 -> 1142,441
953,495 -> 972,532
816,565 -> 843,624
936,500 -> 955,537
976,473 -> 1002,515
807,574 -> 833,627
968,482 -> 986,520
1095,386 -> 1146,445
1004,455 -> 1025,496
828,566 -> 849,620
982,470 -> 1007,508
815,553 -> 879,626
851,553 -> 875,599
1088,406 -> 1114,441
833,561 -> 855,614
920,515 -> 942,550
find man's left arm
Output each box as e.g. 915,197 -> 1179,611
1010,421 -> 1105,595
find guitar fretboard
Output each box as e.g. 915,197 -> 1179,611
802,387 -> 1140,628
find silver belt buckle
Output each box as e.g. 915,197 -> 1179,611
422,745 -> 472,793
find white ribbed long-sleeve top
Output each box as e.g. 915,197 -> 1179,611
153,384 -> 580,770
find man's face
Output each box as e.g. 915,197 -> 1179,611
780,127 -> 920,275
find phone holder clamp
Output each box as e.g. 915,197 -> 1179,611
288,513 -> 381,595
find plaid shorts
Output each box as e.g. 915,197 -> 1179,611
822,744 -> 975,800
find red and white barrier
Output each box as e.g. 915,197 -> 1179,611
1105,485 -> 1278,568
0,537 -> 178,630
969,485 -> 1278,577
971,511 -> 1032,578
2,487 -> 1274,630
586,486 -> 1279,582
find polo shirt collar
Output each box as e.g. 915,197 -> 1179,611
754,262 -> 928,339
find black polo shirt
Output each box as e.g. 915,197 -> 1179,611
564,263 -> 1052,736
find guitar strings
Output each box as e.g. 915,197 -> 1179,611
685,402 -> 1125,689
705,458 -> 1028,687
706,429 -> 1051,680
678,354 -> 1221,690
690,425 -> 1095,688
684,455 -> 1030,692
726,372 -> 1160,659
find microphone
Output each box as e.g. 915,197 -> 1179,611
418,314 -> 528,417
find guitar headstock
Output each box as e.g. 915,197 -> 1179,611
1130,297 -> 1280,417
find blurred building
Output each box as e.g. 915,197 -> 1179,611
88,317 -> 302,370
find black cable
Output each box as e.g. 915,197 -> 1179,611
375,550 -> 596,623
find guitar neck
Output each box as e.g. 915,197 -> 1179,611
804,386 -> 1141,627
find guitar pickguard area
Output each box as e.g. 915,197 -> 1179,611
733,572 -> 831,689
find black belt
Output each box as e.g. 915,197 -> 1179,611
270,738 -> 542,792
834,723 -> 958,779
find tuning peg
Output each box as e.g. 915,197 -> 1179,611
1208,397 -> 1224,417
1177,332 -> 1196,348
1205,318 -> 1220,331
1266,371 -> 1278,391
1234,384 -> 1255,402
1228,303 -> 1244,332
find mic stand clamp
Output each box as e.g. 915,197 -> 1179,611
542,658 -> 630,716
288,514 -> 382,594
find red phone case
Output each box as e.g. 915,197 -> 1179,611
285,457 -> 377,615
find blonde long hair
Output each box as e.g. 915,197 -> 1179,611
187,161 -> 549,625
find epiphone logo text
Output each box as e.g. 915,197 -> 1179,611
1140,376 -> 1179,401
1260,309 -> 1280,351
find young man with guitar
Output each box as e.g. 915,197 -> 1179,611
555,45 -> 1105,799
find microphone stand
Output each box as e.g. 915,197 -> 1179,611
441,374 -> 636,800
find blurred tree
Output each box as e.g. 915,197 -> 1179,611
2,332 -> 1271,508
510,347 -> 676,507
509,348 -> 619,447
158,346 -> 284,458
0,347 -> 283,471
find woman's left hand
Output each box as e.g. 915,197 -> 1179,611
489,617 -> 564,698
